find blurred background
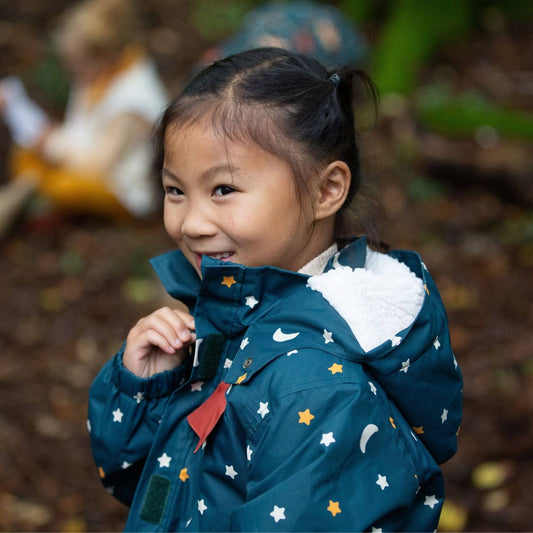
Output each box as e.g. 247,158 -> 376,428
0,0 -> 531,530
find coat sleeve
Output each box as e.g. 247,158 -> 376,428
88,345 -> 187,506
229,378 -> 444,532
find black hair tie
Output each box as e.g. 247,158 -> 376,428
329,73 -> 341,87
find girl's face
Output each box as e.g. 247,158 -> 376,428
162,120 -> 333,276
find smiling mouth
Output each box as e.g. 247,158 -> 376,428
195,252 -> 235,268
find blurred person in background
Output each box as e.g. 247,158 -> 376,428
0,0 -> 168,236
201,0 -> 367,69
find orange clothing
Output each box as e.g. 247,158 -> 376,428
11,147 -> 128,218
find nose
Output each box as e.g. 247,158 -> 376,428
180,202 -> 218,239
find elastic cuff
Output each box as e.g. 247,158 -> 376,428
112,347 -> 186,399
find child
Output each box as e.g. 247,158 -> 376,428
88,48 -> 462,532
0,0 -> 167,224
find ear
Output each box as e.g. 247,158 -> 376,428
313,160 -> 351,221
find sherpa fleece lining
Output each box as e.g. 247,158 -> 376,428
307,248 -> 425,352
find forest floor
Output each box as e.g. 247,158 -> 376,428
0,3 -> 531,531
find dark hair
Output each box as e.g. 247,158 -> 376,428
154,47 -> 378,240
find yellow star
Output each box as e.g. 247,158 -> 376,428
413,425 -> 424,434
424,284 -> 430,295
98,466 -> 106,479
236,373 -> 247,384
221,276 -> 236,288
328,363 -> 343,374
298,408 -> 315,425
389,416 -> 396,428
179,468 -> 189,482
327,500 -> 341,517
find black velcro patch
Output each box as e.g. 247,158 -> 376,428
140,474 -> 171,525
198,334 -> 228,379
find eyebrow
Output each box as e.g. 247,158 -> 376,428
162,164 -> 238,184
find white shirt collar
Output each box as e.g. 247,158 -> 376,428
298,243 -> 339,276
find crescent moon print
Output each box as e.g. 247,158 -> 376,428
359,424 -> 379,454
273,328 -> 301,342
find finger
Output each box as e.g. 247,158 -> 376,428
145,313 -> 187,348
173,310 -> 195,331
154,307 -> 194,343
144,329 -> 178,354
137,312 -> 182,348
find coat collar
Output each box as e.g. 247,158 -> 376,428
150,236 -> 368,325
149,238 -> 369,380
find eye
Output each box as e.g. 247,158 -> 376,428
213,185 -> 236,196
165,186 -> 184,197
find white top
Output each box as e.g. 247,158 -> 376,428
298,243 -> 339,276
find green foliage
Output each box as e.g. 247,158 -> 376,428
191,0 -> 259,41
407,175 -> 447,203
417,87 -> 533,141
338,0 -> 379,23
477,0 -> 533,21
370,0 -> 472,95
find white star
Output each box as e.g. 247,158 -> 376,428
441,408 -> 448,423
225,465 -> 238,479
376,474 -> 389,490
433,336 -> 441,350
270,505 -> 286,523
391,335 -> 402,347
424,494 -> 439,509
240,337 -> 250,350
198,499 -> 207,515
185,518 -> 192,527
257,402 -> 269,418
121,461 -> 132,469
157,453 -> 172,468
369,381 -> 377,395
372,528 -> 383,533
191,381 -> 204,392
323,329 -> 334,344
246,445 -> 253,461
453,354 -> 458,369
224,358 -> 233,369
320,432 -> 336,447
287,350 -> 298,356
87,419 -> 92,433
133,392 -> 144,404
112,408 -> 123,423
245,295 -> 259,308
400,359 -> 411,373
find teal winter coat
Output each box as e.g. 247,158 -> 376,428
88,237 -> 462,531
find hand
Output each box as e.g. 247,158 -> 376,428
123,307 -> 196,378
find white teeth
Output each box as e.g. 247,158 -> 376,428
211,252 -> 233,259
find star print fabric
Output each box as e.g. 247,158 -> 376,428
88,237 -> 462,531
227,370 -> 444,531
